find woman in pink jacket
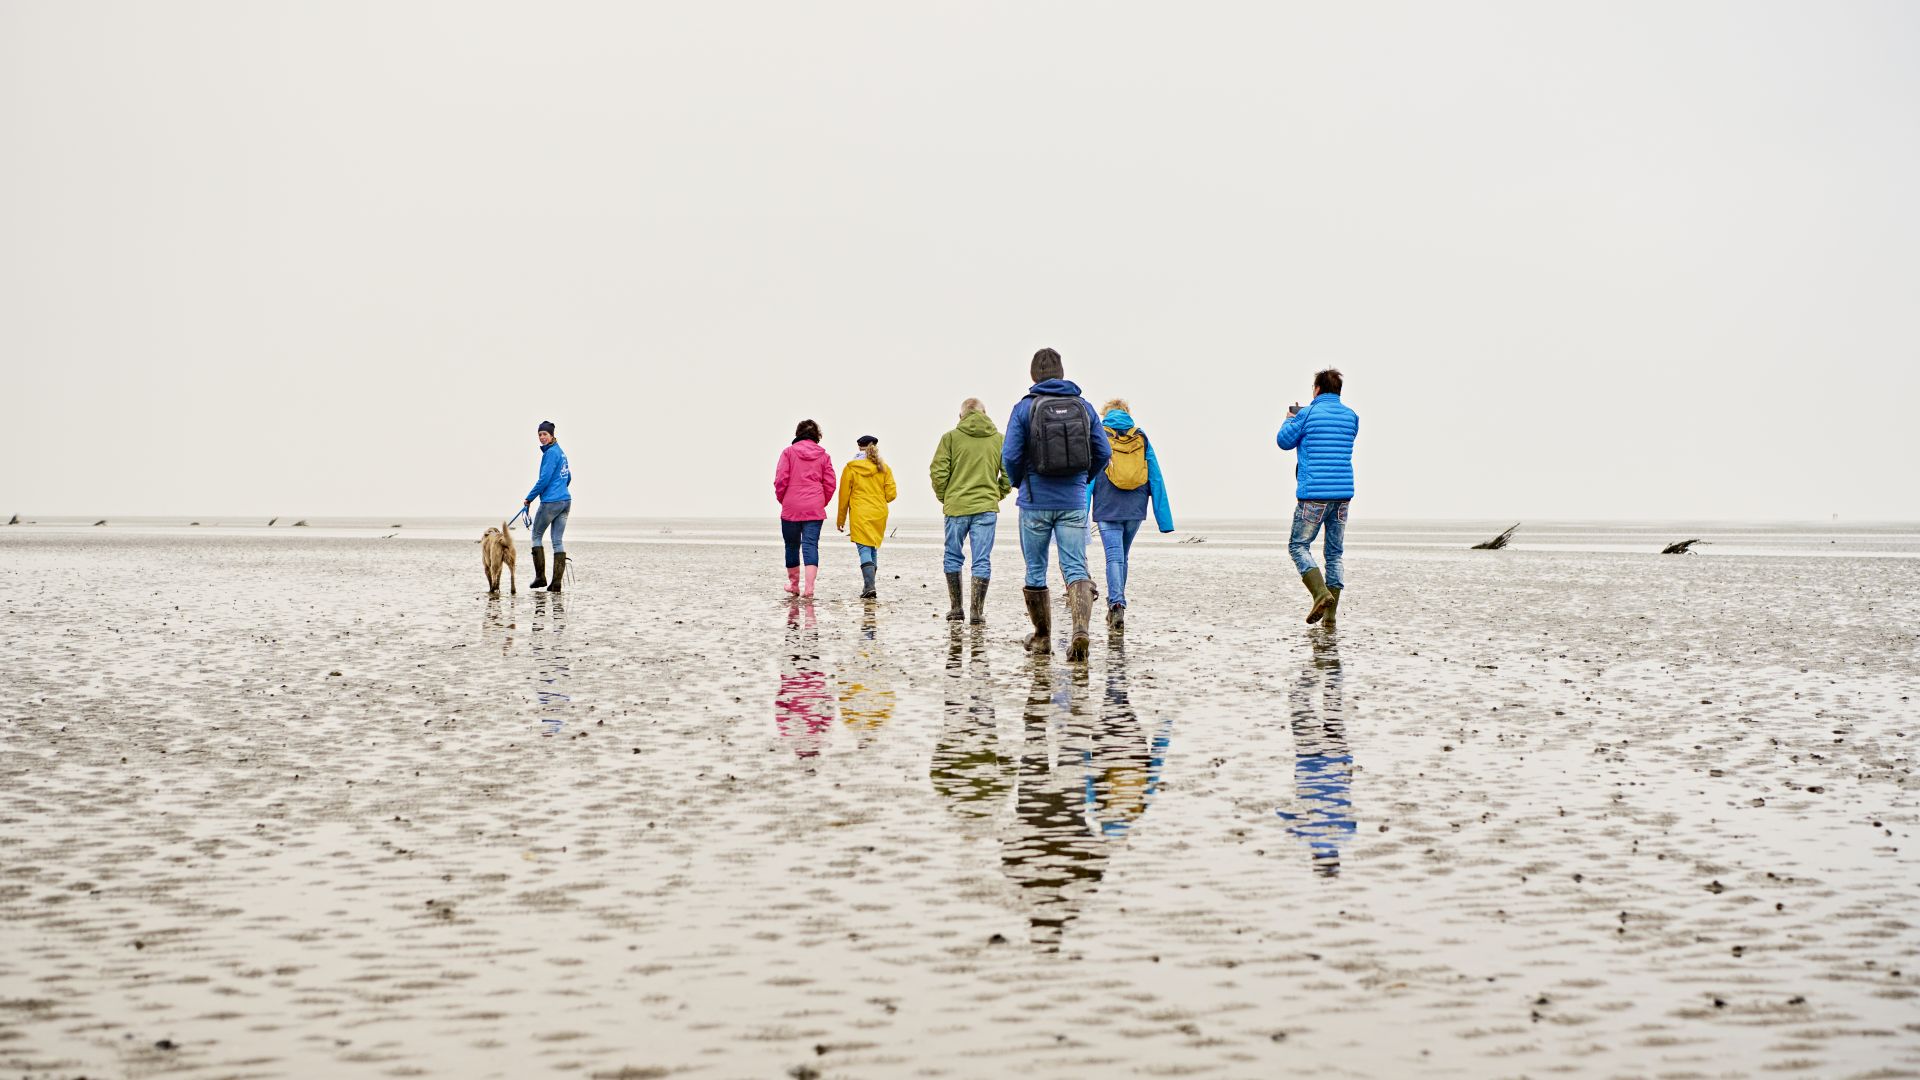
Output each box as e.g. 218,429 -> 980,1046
774,419 -> 837,597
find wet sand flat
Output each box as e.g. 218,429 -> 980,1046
2,528 -> 1916,1079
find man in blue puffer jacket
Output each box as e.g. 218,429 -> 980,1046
1276,369 -> 1358,627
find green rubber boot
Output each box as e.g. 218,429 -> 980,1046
1301,567 -> 1333,624
1322,588 -> 1340,630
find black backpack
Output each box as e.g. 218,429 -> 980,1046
1025,394 -> 1093,477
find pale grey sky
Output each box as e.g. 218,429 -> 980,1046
4,1 -> 1916,522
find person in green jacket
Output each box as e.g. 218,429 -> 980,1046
930,397 -> 1014,625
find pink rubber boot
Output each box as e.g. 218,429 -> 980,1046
786,566 -> 801,595
802,565 -> 818,598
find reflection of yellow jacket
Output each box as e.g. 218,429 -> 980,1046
836,457 -> 897,548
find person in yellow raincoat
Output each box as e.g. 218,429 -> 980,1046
836,435 -> 898,599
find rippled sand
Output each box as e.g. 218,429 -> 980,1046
2,529 -> 1916,1078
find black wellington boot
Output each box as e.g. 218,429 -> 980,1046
945,572 -> 965,620
1022,586 -> 1052,653
969,577 -> 990,626
860,561 -> 878,599
547,551 -> 566,593
529,548 -> 548,590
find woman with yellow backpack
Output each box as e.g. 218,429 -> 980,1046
1088,399 -> 1174,631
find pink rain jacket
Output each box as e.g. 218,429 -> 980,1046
774,439 -> 837,521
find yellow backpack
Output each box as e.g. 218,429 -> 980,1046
1105,429 -> 1148,490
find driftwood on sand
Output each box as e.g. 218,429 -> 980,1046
267,517 -> 278,526
1177,536 -> 1207,544
292,520 -> 309,527
1472,523 -> 1520,550
6,515 -> 17,525
92,519 -> 107,527
1661,539 -> 1706,554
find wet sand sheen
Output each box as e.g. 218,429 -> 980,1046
1,530 -> 1916,1078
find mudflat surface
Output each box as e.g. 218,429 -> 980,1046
2,528 -> 1916,1079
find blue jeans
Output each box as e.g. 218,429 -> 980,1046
1097,519 -> 1142,607
1288,500 -> 1348,590
942,512 -> 998,578
855,543 -> 877,566
781,519 -> 823,567
531,499 -> 571,552
1019,507 -> 1090,588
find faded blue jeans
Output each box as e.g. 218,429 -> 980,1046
1096,519 -> 1142,607
781,519 -> 823,567
1288,499 -> 1348,590
943,511 -> 998,578
531,498 -> 571,553
1019,507 -> 1090,588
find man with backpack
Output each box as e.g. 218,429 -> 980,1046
1089,399 -> 1174,633
1003,348 -> 1111,660
1276,368 -> 1359,628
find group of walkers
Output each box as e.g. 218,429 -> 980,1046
517,348 -> 1358,652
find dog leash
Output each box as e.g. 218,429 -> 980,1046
508,506 -> 530,530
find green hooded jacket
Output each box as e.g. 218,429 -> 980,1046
929,411 -> 1013,517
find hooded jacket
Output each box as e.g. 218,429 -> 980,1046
774,439 -> 836,521
836,455 -> 898,548
527,441 -> 572,504
1002,380 -> 1112,512
1276,393 -> 1359,501
1089,409 -> 1174,531
929,411 -> 1013,517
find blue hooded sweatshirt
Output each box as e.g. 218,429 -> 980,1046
1089,409 -> 1174,531
527,441 -> 572,504
1002,380 -> 1112,511
1276,393 -> 1358,500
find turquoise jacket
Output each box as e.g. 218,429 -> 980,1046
1088,409 -> 1174,531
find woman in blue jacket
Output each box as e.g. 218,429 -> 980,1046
523,420 -> 572,592
1089,399 -> 1173,632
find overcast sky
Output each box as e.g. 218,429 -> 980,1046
4,1 -> 1916,522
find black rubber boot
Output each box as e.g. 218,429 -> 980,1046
860,561 -> 878,599
529,548 -> 548,590
1022,586 -> 1052,653
969,577 -> 990,626
1302,567 -> 1333,624
1107,603 -> 1125,634
547,551 -> 566,593
945,571 -> 964,619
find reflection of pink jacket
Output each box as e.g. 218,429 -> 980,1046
775,439 -> 836,521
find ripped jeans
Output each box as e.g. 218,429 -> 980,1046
1288,499 -> 1347,590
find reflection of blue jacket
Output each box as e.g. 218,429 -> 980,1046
527,442 -> 572,503
1276,393 -> 1358,500
1089,409 -> 1174,531
1003,380 -> 1112,511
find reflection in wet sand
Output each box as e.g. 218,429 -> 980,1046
931,629 -> 1011,826
530,593 -> 571,736
774,600 -> 834,758
836,601 -> 895,747
980,646 -> 1165,950
1276,633 -> 1355,875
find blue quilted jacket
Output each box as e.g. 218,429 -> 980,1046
1276,394 -> 1358,500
